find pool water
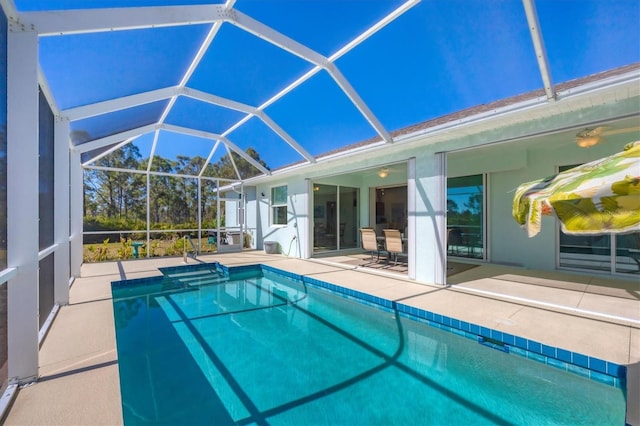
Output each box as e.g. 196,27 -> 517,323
112,265 -> 625,425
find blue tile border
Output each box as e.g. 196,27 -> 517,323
111,274 -> 164,288
111,261 -> 627,389
256,264 -> 626,388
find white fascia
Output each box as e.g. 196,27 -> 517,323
22,5 -> 228,36
522,0 -> 555,101
397,71 -> 640,147
63,86 -> 180,121
555,68 -> 640,99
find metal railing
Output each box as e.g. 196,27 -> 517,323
183,235 -> 198,262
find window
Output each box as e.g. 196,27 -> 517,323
271,185 -> 287,226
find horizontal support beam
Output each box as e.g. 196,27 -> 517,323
64,86 -> 179,121
160,123 -> 223,140
182,87 -> 257,114
74,124 -> 157,153
82,138 -> 136,166
23,5 -> 229,36
229,9 -> 327,67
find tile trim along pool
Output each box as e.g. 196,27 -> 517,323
111,261 -> 627,389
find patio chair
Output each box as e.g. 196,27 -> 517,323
360,228 -> 382,263
383,229 -> 405,265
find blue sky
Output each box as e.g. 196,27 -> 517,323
19,0 -> 640,172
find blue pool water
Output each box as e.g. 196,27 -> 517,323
112,263 -> 626,425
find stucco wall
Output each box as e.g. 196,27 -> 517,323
246,96 -> 638,282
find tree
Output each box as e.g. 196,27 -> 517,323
84,143 -> 144,222
207,147 -> 269,179
84,145 -> 270,232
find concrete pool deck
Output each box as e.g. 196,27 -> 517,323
4,251 -> 639,425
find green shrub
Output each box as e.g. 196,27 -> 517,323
117,237 -> 134,259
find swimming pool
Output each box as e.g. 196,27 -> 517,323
111,263 -> 626,425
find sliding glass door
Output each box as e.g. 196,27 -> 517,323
560,230 -> 640,276
312,184 -> 359,253
557,164 -> 639,276
446,174 -> 485,259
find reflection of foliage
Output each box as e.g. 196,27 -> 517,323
447,199 -> 459,215
465,192 -> 482,216
114,298 -> 144,330
447,187 -> 483,226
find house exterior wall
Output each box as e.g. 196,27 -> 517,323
249,95 -> 640,284
256,179 -> 309,257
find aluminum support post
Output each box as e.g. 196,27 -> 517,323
69,150 -> 83,278
54,117 -> 70,303
7,24 -> 39,384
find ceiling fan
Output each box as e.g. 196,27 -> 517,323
575,125 -> 640,148
361,164 -> 406,179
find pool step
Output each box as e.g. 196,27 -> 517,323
163,268 -> 229,287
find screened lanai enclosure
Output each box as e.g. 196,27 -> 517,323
0,0 -> 638,417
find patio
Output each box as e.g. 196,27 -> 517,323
3,251 -> 638,424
